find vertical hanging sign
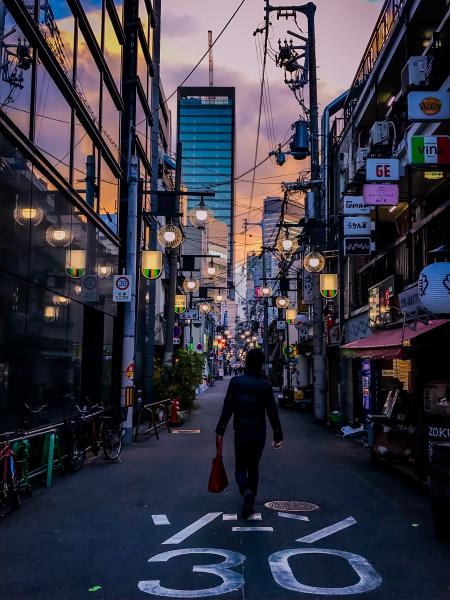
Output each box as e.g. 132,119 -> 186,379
303,272 -> 314,304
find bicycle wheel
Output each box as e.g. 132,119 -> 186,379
103,429 -> 122,460
66,436 -> 86,473
135,409 -> 152,441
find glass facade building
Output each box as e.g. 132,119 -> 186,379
177,87 -> 235,272
0,0 -> 156,431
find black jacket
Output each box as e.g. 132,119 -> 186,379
215,370 -> 283,442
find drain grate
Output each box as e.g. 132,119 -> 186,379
264,500 -> 320,512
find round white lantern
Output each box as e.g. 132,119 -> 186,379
294,313 -> 309,331
418,262 -> 450,314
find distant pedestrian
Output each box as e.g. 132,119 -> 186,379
215,349 -> 283,519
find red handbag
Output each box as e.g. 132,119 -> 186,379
208,440 -> 228,493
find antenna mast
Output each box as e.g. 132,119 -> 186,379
208,30 -> 213,87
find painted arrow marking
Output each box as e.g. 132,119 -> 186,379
247,513 -> 262,521
278,512 -> 310,522
151,514 -> 170,525
162,512 -> 222,545
296,516 -> 357,544
223,514 -> 238,521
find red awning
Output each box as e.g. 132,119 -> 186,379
340,319 -> 449,359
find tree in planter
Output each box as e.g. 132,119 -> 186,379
152,351 -> 205,412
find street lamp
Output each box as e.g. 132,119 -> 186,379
199,302 -> 212,314
189,198 -> 213,229
46,223 -> 73,247
260,285 -> 272,298
14,203 -> 43,226
304,251 -> 325,273
205,258 -> 217,277
214,292 -> 224,303
277,231 -> 299,256
276,296 -> 289,309
183,276 -> 200,293
157,224 -> 183,249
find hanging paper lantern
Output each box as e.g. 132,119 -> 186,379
214,293 -> 224,303
418,262 -> 450,314
294,313 -> 309,331
304,251 -> 325,273
320,273 -> 338,298
65,249 -> 86,278
276,296 -> 289,309
204,259 -> 217,278
141,250 -> 163,279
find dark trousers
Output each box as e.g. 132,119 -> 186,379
234,432 -> 266,497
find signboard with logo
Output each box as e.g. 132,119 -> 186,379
368,276 -> 396,327
409,135 -> 450,165
178,308 -> 200,321
113,275 -> 132,302
344,312 -> 372,343
344,236 -> 372,256
366,158 -> 400,181
342,195 -> 370,215
343,216 -> 372,236
277,320 -> 286,331
407,91 -> 450,121
302,272 -> 313,305
363,183 -> 399,206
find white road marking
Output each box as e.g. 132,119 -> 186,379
247,513 -> 262,520
269,548 -> 382,595
296,516 -> 357,543
151,515 -> 170,526
232,527 -> 273,532
222,514 -> 238,521
162,512 -> 222,545
278,511 -> 309,522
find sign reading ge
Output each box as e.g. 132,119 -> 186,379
366,158 -> 400,182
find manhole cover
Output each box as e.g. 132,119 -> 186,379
264,500 -> 320,512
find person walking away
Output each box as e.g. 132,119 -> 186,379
215,349 -> 283,519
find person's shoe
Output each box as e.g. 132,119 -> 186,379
241,490 -> 255,520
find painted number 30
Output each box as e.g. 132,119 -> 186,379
138,547 -> 382,598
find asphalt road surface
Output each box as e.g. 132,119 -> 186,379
1,377 -> 450,600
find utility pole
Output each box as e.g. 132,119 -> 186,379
208,30 -> 213,87
145,0 -> 162,402
264,2 -> 325,420
305,4 -> 326,421
121,155 -> 139,442
163,141 -> 182,367
262,247 -> 270,378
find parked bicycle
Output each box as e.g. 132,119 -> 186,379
66,403 -> 123,472
0,434 -> 21,510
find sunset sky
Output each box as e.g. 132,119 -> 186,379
160,0 -> 383,276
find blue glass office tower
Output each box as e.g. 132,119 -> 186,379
177,87 -> 235,278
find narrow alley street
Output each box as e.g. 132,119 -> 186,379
1,378 -> 449,600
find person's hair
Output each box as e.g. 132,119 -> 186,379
245,349 -> 265,373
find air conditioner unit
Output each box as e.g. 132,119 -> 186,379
401,56 -> 428,92
355,147 -> 368,171
369,122 -> 390,147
